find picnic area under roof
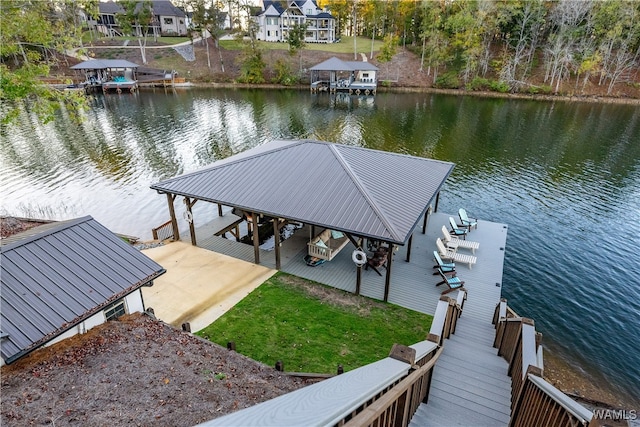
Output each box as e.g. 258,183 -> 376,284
151,139 -> 454,245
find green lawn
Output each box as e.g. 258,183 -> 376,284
196,272 -> 432,374
219,37 -> 383,55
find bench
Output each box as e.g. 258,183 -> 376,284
307,229 -> 350,261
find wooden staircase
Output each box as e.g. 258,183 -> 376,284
410,307 -> 512,426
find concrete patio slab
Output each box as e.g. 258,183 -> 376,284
141,241 -> 275,332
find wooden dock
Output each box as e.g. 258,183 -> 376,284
188,211 -> 513,425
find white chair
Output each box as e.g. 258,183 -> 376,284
441,226 -> 479,254
436,238 -> 477,269
458,208 -> 478,231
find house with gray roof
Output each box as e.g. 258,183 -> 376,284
0,216 -> 166,365
91,0 -> 187,37
254,0 -> 335,43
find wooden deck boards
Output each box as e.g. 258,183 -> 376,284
187,211 -> 512,426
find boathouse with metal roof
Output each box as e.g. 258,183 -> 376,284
309,57 -> 379,95
150,139 -> 454,301
0,216 -> 166,365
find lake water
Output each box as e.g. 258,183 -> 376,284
1,88 -> 639,404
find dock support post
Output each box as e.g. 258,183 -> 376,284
184,197 -> 197,246
355,238 -> 363,296
383,244 -> 393,302
406,234 -> 413,262
273,218 -> 281,269
252,212 -> 260,264
166,193 -> 180,242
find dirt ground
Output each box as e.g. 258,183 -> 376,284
0,313 -> 310,426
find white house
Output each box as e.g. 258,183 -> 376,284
0,216 -> 166,366
254,0 -> 336,44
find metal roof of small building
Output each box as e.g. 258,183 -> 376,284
151,139 -> 454,245
98,0 -> 185,16
310,57 -> 378,72
71,59 -> 140,70
0,216 -> 166,364
151,0 -> 185,17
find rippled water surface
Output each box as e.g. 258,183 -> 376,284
1,89 -> 639,401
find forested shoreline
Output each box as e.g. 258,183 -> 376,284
322,0 -> 639,96
1,0 -> 639,125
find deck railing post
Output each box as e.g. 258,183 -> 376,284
166,193 -> 180,242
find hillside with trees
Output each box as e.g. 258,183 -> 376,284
321,0 -> 639,96
1,0 -> 639,125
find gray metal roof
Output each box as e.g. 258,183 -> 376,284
151,139 -> 454,245
151,0 -> 185,17
71,59 -> 140,70
98,0 -> 185,17
0,216 -> 166,364
310,57 -> 378,72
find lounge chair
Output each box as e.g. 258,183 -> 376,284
435,268 -> 466,295
449,217 -> 468,240
441,226 -> 479,254
436,238 -> 477,269
458,208 -> 478,231
433,250 -> 455,275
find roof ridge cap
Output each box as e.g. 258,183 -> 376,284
329,145 -> 402,242
0,216 -> 92,252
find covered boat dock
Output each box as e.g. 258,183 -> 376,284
70,59 -> 139,93
150,139 -> 454,302
309,57 -> 379,95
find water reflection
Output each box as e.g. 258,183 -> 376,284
1,89 -> 639,401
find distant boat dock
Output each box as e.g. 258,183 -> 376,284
70,59 -> 178,93
309,56 -> 379,96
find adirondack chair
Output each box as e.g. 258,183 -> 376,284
458,208 -> 478,231
441,225 -> 479,254
449,217 -> 468,240
436,238 -> 477,269
435,267 -> 466,295
433,250 -> 456,275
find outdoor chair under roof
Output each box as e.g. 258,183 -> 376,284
435,267 -> 466,295
449,217 -> 468,239
433,250 -> 455,275
458,208 -> 478,231
436,238 -> 477,269
441,225 -> 479,254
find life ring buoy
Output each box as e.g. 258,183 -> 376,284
352,250 -> 367,266
183,210 -> 193,223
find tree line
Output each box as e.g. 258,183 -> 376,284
2,0 -> 638,125
323,0 -> 639,95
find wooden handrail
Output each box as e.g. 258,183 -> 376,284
343,345 -> 445,427
427,290 -> 466,345
200,340 -> 440,427
494,300 -> 594,426
151,219 -> 173,241
510,369 -> 594,427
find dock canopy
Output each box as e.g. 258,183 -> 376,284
310,57 -> 379,73
70,59 -> 140,70
150,139 -> 454,246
